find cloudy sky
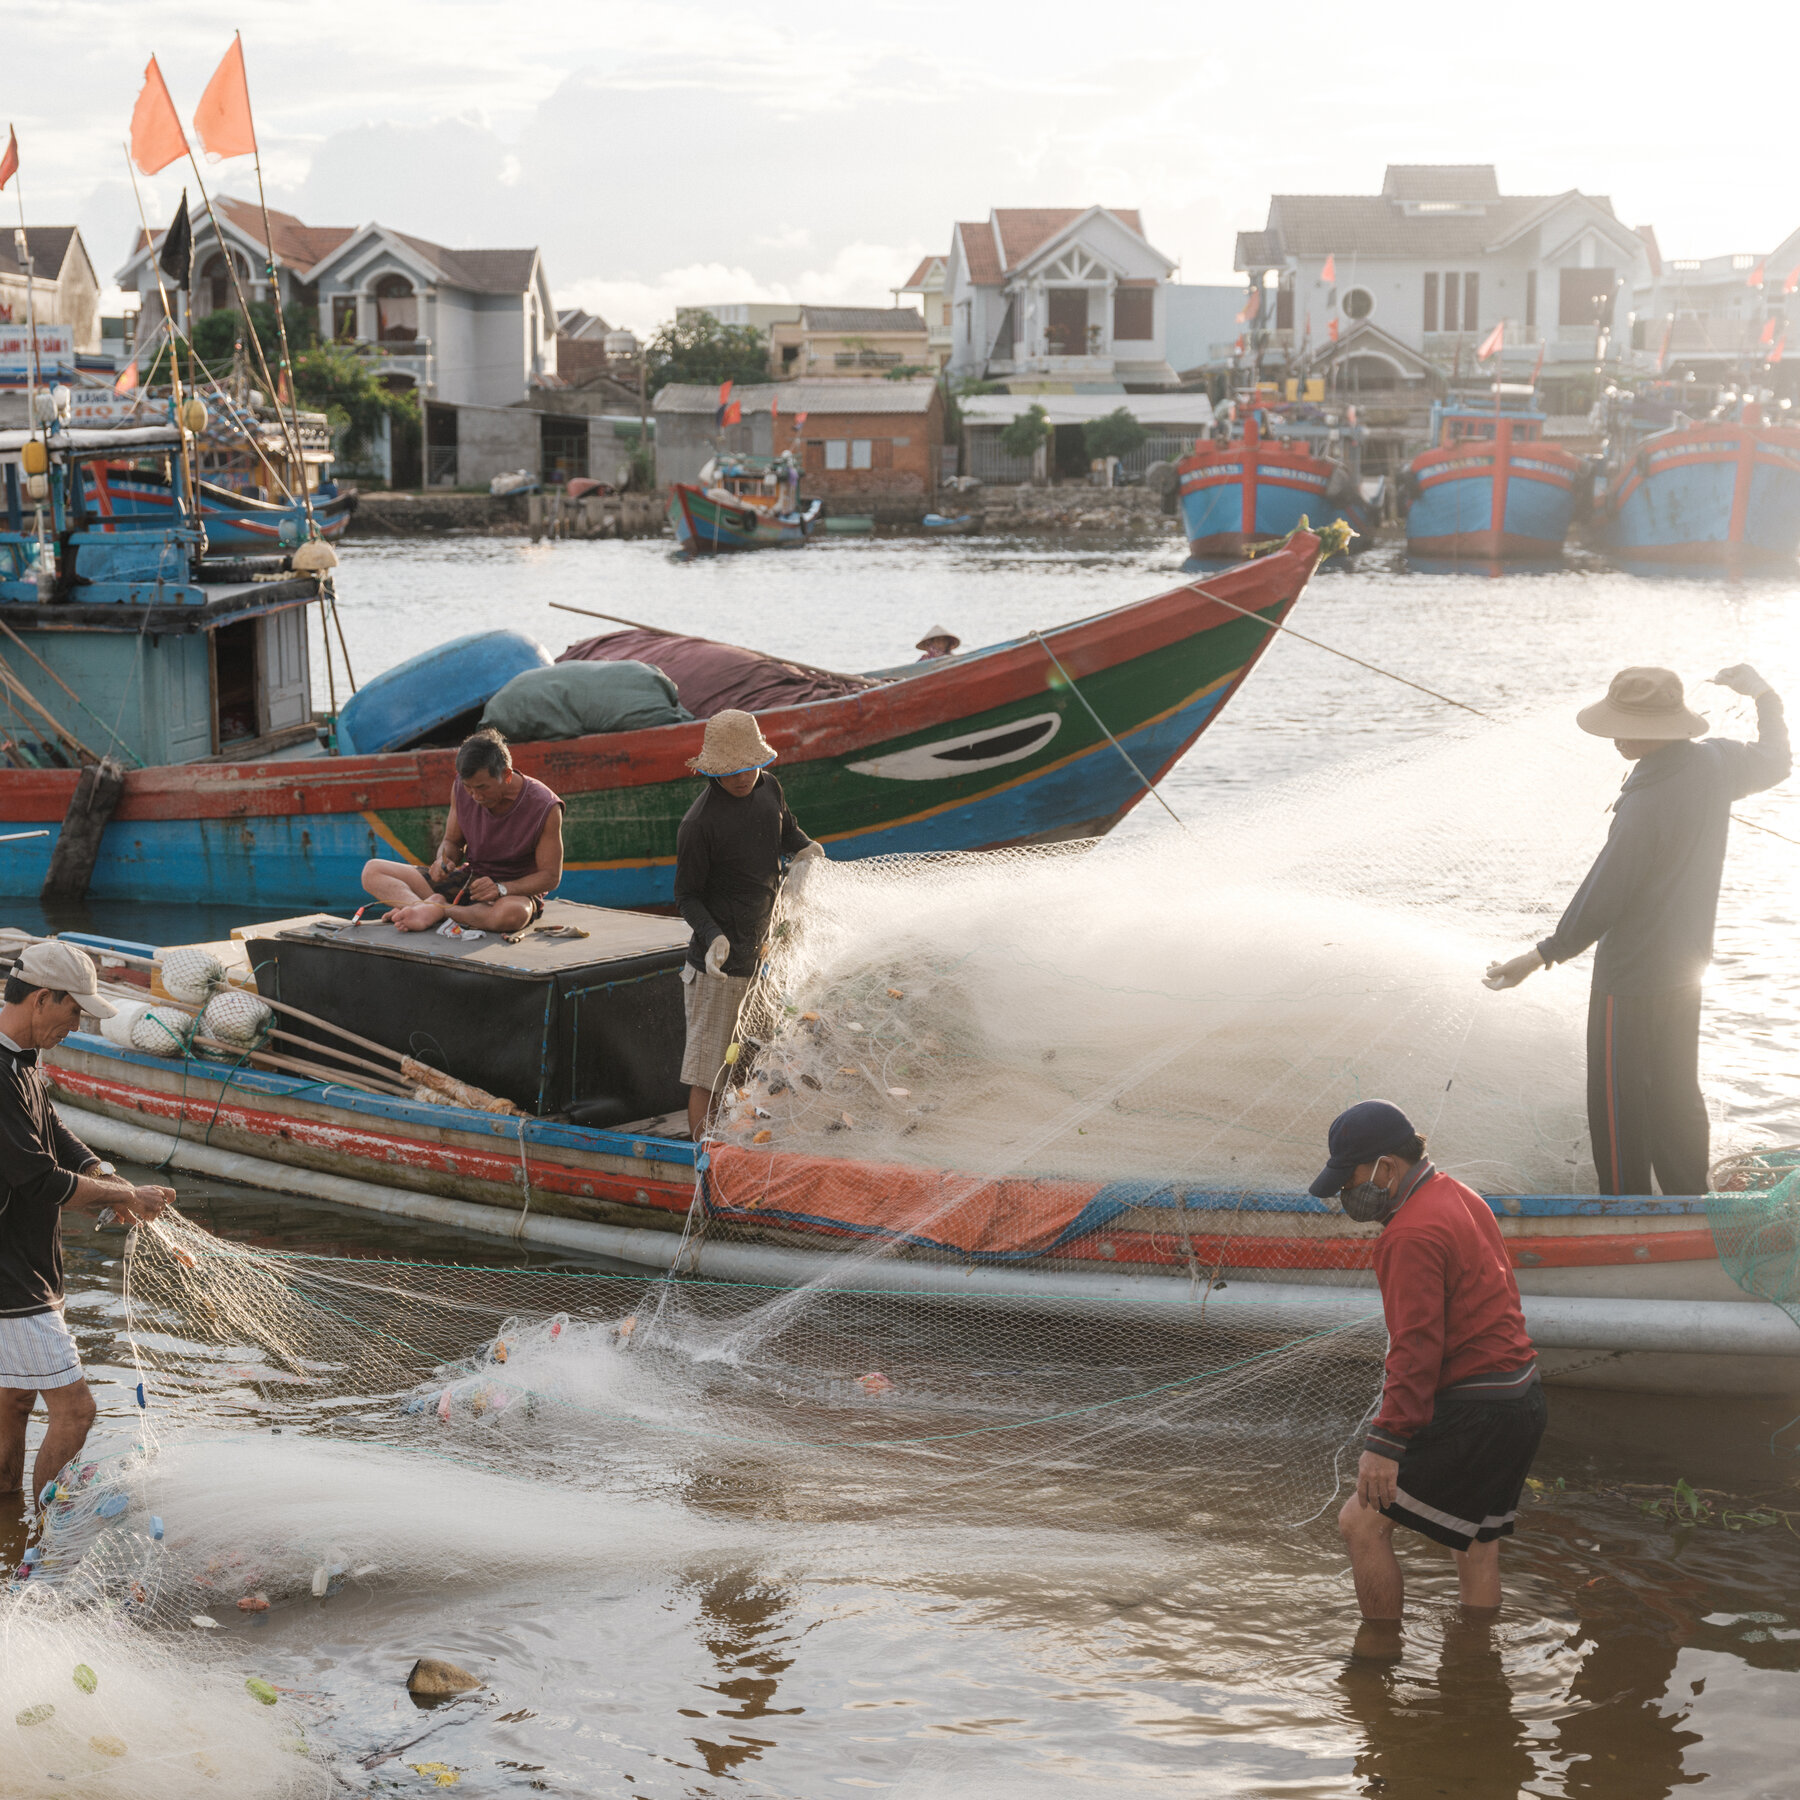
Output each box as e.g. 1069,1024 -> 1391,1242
10,0 -> 1798,330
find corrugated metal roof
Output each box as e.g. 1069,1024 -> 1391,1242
654,379 -> 938,416
795,306 -> 925,332
1381,164 -> 1501,204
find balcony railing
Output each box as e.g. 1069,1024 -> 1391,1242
830,349 -> 905,369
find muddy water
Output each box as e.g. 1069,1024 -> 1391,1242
25,530 -> 1800,1793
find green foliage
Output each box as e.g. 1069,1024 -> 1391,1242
999,402 -> 1050,460
883,363 -> 936,381
179,304 -> 321,386
645,314 -> 769,395
292,340 -> 420,458
1082,406 -> 1147,461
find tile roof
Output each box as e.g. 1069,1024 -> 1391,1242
900,255 -> 945,289
1248,191 -> 1618,261
557,307 -> 612,338
955,220 -> 1002,286
12,227 -> 80,278
654,379 -> 939,416
391,234 -> 540,295
795,306 -> 925,333
1381,164 -> 1501,204
214,197 -> 354,276
992,207 -> 1146,271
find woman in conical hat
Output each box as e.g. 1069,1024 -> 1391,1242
915,625 -> 961,662
675,709 -> 824,1139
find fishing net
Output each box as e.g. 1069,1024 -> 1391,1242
5,710 -> 1630,1790
1708,1155 -> 1800,1330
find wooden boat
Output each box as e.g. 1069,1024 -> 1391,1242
0,483 -> 1325,905
79,461 -> 356,555
669,451 -> 821,553
1176,406 -> 1375,563
922,512 -> 977,534
1403,389 -> 1586,563
38,974 -> 1800,1398
1596,393 -> 1800,568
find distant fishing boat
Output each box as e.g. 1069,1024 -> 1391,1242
1402,387 -> 1587,564
669,450 -> 822,554
1596,393 -> 1800,568
1176,406 -> 1375,563
80,461 -> 356,555
922,512 -> 976,534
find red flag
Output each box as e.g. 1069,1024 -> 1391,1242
1656,316 -> 1673,374
1236,288 -> 1261,324
193,34 -> 258,161
1233,335 -> 1245,355
277,367 -> 291,405
130,57 -> 188,174
1786,265 -> 1799,296
1476,320 -> 1505,361
794,411 -> 807,427
113,357 -> 138,395
1531,338 -> 1548,385
717,379 -> 733,403
0,126 -> 18,193
1328,318 -> 1339,343
1747,260 -> 1765,289
770,394 -> 779,418
1771,333 -> 1786,367
719,401 -> 741,427
1760,316 -> 1778,345
1320,253 -> 1335,284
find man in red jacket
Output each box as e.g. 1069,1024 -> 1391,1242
1313,1101 -> 1546,1647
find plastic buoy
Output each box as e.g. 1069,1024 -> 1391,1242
97,1493 -> 128,1518
16,1702 -> 54,1726
245,1678 -> 279,1706
72,1664 -> 97,1693
150,1516 -> 165,1541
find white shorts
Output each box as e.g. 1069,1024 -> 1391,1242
0,1308 -> 85,1391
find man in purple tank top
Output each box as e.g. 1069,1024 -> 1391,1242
360,729 -> 565,934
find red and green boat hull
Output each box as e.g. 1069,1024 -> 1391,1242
0,536 -> 1321,908
669,483 -> 810,553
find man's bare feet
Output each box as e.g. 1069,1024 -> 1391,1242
387,901 -> 448,932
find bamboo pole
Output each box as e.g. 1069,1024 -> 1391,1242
191,1033 -> 411,1095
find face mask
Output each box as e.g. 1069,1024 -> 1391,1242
1340,1164 -> 1396,1223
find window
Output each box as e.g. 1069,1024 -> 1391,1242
1442,273 -> 1460,331
1463,271 -> 1479,332
375,274 -> 418,343
1274,282 -> 1293,331
851,439 -> 872,470
825,440 -> 848,470
1559,267 -> 1616,327
1341,286 -> 1374,321
332,296 -> 358,341
1422,271 -> 1439,333
1113,286 -> 1154,340
1525,270 -> 1537,332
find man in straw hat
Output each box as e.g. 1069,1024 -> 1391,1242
1485,664 -> 1788,1195
915,626 -> 961,661
675,709 -> 824,1138
2,942 -> 172,1530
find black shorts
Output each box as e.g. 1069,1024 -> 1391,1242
1383,1380 -> 1548,1552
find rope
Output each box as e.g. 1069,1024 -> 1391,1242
1030,631 -> 1186,831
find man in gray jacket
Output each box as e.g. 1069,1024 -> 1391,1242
1485,664 -> 1788,1195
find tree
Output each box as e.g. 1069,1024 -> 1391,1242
645,313 -> 769,394
182,302 -> 320,385
999,402 -> 1050,460
1082,406 -> 1147,461
292,340 -> 420,459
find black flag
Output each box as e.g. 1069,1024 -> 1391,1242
158,189 -> 192,287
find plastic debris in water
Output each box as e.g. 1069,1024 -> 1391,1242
245,1678 -> 279,1706
72,1664 -> 97,1693
16,1703 -> 54,1726
409,1764 -> 462,1787
150,1516 -> 164,1541
136,1382 -> 147,1409
887,987 -> 904,999
190,1615 -> 219,1629
858,1372 -> 893,1394
237,1593 -> 270,1612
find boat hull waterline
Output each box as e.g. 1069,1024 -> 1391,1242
0,537 -> 1320,905
1406,421 -> 1584,562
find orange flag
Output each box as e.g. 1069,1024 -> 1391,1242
193,34 -> 258,160
114,357 -> 139,395
130,57 -> 187,174
0,126 -> 18,193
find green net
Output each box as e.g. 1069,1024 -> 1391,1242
1708,1155 -> 1800,1330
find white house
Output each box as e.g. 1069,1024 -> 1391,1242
1627,224 -> 1799,380
1234,165 -> 1653,385
896,255 -> 950,368
944,207 -> 1179,388
117,199 -> 556,408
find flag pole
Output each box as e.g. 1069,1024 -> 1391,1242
122,143 -> 201,512
8,128 -> 53,595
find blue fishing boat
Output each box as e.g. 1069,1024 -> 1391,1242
80,461 -> 356,555
1596,391 -> 1800,569
1175,405 -> 1374,564
669,450 -> 821,554
1402,387 -> 1587,564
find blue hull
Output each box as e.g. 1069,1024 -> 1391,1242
1601,421 -> 1800,566
1406,469 -> 1576,559
0,685 -> 1228,908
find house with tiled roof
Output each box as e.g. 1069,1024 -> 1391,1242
767,305 -> 930,379
1234,164 -> 1653,388
896,255 -> 949,368
943,207 -> 1179,388
0,227 -> 102,353
1626,224 -> 1799,383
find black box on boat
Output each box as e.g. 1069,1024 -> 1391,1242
250,901 -> 689,1122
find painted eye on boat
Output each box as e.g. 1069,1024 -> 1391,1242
849,713 -> 1063,781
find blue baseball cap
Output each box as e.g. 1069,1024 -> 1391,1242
1309,1100 -> 1418,1198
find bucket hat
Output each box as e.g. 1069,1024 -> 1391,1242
915,624 -> 961,652
1576,667 -> 1708,740
15,939 -> 116,1018
687,708 -> 777,776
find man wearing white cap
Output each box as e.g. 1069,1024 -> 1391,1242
674,709 -> 824,1138
1485,664 -> 1788,1195
1,942 -> 173,1517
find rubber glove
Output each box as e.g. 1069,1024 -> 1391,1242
1712,663 -> 1772,700
1483,948 -> 1543,991
704,934 -> 731,976
785,841 -> 827,906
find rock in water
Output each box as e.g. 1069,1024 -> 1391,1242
406,1658 -> 482,1698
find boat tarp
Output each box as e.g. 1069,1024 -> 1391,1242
481,661 -> 693,741
704,1144 -> 1126,1261
558,629 -> 880,720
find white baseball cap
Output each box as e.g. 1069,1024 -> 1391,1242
14,940 -> 117,1018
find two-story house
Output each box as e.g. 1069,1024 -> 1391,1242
1628,223 -> 1798,384
1235,165 -> 1652,389
1,227 -> 102,350
944,207 -> 1179,388
895,256 -> 950,369
767,306 -> 930,379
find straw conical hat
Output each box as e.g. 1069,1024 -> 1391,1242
915,624 -> 961,651
688,708 -> 777,775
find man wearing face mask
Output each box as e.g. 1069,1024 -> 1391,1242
1317,1101 -> 1545,1646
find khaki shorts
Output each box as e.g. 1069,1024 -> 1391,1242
681,965 -> 751,1089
